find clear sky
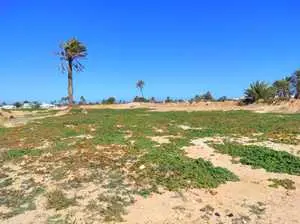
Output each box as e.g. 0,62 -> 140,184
1,0 -> 300,103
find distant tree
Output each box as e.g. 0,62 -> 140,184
150,97 -> 156,103
14,102 -> 22,108
79,96 -> 87,105
193,94 -> 201,102
32,101 -> 41,109
273,77 -> 290,99
60,97 -> 69,105
23,100 -> 30,104
50,100 -> 57,105
136,80 -> 145,98
102,97 -> 116,104
165,96 -> 173,103
244,81 -> 275,103
201,91 -> 214,101
217,96 -> 228,102
291,70 -> 300,98
133,96 -> 148,102
57,38 -> 87,107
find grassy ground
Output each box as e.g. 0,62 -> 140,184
0,109 -> 300,222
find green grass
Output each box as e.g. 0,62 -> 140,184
0,148 -> 42,161
211,143 -> 300,175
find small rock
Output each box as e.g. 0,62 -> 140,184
227,213 -> 234,217
215,212 -> 221,217
208,190 -> 218,195
81,109 -> 88,115
139,165 -> 146,170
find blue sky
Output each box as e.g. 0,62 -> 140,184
1,0 -> 300,102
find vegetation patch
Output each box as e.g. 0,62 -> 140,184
0,148 -> 42,161
0,186 -> 44,218
46,190 -> 76,210
211,143 -> 300,175
132,145 -> 238,191
268,178 -> 296,190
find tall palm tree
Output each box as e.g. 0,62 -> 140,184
58,38 -> 87,107
136,80 -> 145,98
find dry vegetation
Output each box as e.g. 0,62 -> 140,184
0,104 -> 300,223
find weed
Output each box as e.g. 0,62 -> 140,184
0,178 -> 13,188
0,186 -> 44,218
268,178 -> 296,190
46,190 -> 76,210
51,167 -> 67,181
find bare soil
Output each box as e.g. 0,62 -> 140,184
82,100 -> 300,113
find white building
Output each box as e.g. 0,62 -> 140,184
40,103 -> 55,109
1,105 -> 16,110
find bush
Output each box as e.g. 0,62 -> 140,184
217,96 -> 228,102
102,97 -> 116,104
133,96 -> 149,102
14,102 -> 22,108
165,96 -> 173,103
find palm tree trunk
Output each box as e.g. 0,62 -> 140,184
140,88 -> 144,98
67,59 -> 74,107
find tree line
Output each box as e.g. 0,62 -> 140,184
244,72 -> 300,104
56,37 -> 300,107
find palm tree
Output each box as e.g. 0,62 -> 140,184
244,81 -> 275,103
273,77 -> 290,99
291,70 -> 300,99
136,80 -> 145,98
58,38 -> 87,107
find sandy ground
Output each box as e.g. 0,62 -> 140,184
0,108 -> 69,127
124,139 -> 300,224
1,103 -> 300,223
82,100 -> 300,113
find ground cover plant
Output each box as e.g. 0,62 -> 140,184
0,109 -> 300,222
211,143 -> 300,175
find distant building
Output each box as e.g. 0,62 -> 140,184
1,105 -> 16,110
40,103 -> 55,109
22,103 -> 33,109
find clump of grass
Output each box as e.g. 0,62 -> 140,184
51,167 -> 67,181
46,190 -> 76,210
268,178 -> 296,190
0,177 -> 13,188
97,194 -> 133,222
211,143 -> 300,175
0,186 -> 44,218
0,148 -> 42,161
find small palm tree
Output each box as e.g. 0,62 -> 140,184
136,80 -> 145,98
57,38 -> 87,107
